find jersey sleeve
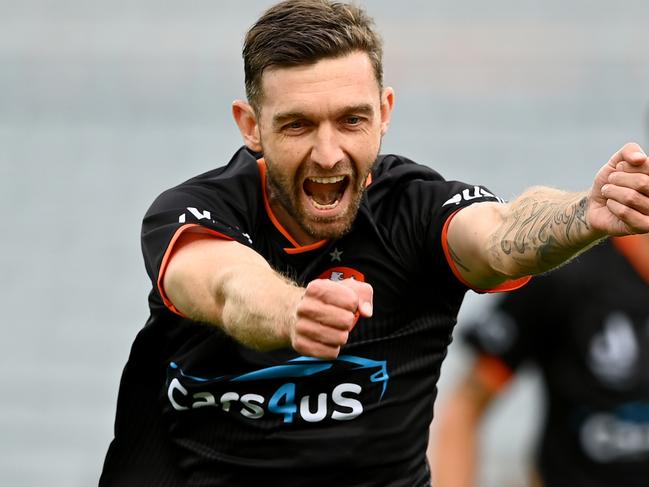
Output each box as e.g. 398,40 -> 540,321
430,179 -> 531,293
141,184 -> 256,315
383,172 -> 524,292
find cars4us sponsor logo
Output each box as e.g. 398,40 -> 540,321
167,355 -> 389,424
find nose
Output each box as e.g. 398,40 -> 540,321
310,124 -> 344,170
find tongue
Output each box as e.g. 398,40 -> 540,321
304,180 -> 343,206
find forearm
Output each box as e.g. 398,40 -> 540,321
218,265 -> 303,350
163,235 -> 304,351
487,187 -> 605,277
165,234 -> 372,359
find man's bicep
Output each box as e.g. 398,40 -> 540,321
445,201 -> 510,290
162,232 -> 270,321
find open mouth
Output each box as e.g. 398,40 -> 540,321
303,176 -> 350,210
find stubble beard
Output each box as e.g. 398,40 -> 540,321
265,157 -> 372,241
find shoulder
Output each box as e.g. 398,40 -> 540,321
175,146 -> 260,196
367,154 -> 448,208
148,146 -> 261,214
367,153 -> 502,213
371,154 -> 446,186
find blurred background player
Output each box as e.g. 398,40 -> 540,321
429,233 -> 649,487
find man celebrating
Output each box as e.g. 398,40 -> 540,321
100,1 -> 649,486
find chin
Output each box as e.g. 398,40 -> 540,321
302,214 -> 356,241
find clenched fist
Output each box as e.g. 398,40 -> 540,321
290,278 -> 373,359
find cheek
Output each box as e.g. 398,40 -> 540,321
353,140 -> 380,172
266,154 -> 303,191
263,140 -> 307,176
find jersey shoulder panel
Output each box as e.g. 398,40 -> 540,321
148,147 -> 261,228
141,147 -> 262,297
366,154 -> 505,290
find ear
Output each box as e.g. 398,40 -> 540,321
379,87 -> 395,136
232,100 -> 262,152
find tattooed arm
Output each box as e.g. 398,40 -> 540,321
447,143 -> 649,289
447,189 -> 601,289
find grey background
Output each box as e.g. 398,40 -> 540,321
2,1 -> 648,486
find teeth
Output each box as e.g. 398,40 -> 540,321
310,197 -> 340,210
307,176 -> 345,184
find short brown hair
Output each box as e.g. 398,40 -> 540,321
243,0 -> 384,112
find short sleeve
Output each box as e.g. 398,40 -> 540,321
425,179 -> 504,243
141,183 -> 256,313
368,158 -> 512,294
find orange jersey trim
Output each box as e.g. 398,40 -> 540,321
157,223 -> 234,317
475,354 -> 513,393
284,240 -> 329,254
612,235 -> 649,284
441,209 -> 531,293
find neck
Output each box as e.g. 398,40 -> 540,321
269,198 -> 319,247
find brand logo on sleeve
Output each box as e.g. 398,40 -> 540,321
178,207 -> 211,223
442,186 -> 504,207
177,206 -> 253,244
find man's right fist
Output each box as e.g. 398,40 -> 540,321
290,278 -> 373,359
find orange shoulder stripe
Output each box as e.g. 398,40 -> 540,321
157,223 -> 234,317
441,209 -> 531,293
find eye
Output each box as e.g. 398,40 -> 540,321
281,119 -> 309,134
345,116 -> 362,126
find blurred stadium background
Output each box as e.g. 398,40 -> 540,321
1,1 -> 648,485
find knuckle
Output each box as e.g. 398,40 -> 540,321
626,191 -> 642,206
296,298 -> 315,316
321,350 -> 337,360
305,279 -> 323,296
342,311 -> 356,328
640,175 -> 649,192
292,335 -> 306,353
338,330 -> 350,345
616,205 -> 632,219
293,319 -> 308,335
628,191 -> 644,208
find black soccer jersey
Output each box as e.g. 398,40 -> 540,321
100,146 -> 517,487
464,238 -> 649,487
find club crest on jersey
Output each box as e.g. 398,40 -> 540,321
166,355 -> 389,425
318,266 -> 365,282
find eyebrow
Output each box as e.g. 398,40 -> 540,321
272,103 -> 376,127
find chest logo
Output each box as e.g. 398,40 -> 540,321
319,266 -> 365,282
167,355 -> 389,424
442,186 -> 504,207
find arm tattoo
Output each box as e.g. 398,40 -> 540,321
496,194 -> 591,272
449,244 -> 472,273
